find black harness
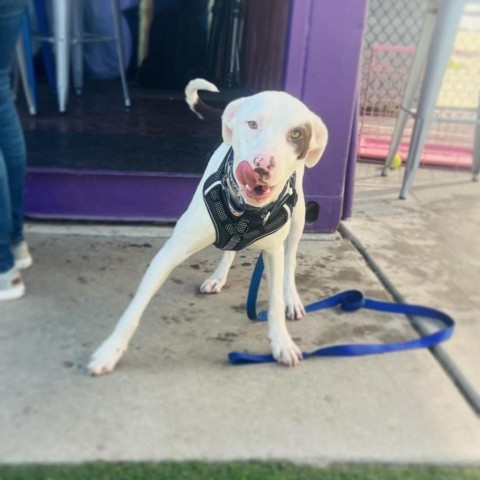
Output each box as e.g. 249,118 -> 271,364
203,148 -> 298,251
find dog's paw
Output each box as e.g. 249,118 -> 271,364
269,329 -> 303,367
200,276 -> 226,294
88,338 -> 126,376
285,290 -> 306,320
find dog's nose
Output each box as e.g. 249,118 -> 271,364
253,154 -> 276,171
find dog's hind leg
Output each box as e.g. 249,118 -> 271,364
200,250 -> 236,293
88,209 -> 215,376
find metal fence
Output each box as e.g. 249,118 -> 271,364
359,0 -> 480,169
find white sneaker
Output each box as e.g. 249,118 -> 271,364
0,267 -> 25,301
12,241 -> 33,269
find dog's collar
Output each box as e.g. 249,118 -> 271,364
203,147 -> 298,251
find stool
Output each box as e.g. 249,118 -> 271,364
381,0 -> 479,198
38,0 -> 131,112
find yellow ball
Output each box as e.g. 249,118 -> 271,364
391,153 -> 402,170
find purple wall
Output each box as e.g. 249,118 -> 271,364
25,0 -> 367,232
285,0 -> 367,231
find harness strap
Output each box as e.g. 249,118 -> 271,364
228,254 -> 455,365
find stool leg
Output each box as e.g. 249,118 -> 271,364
53,0 -> 72,112
473,94 -> 480,182
16,11 -> 37,115
34,0 -> 57,95
111,0 -> 131,107
399,0 -> 465,199
72,0 -> 84,95
382,0 -> 437,176
16,43 -> 37,115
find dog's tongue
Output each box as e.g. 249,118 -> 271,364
236,161 -> 258,188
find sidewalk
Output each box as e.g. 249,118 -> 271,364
346,163 -> 480,410
1,209 -> 479,465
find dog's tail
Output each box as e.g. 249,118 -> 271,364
185,78 -> 223,121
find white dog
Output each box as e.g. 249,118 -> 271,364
88,79 -> 328,375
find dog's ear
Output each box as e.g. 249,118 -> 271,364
304,114 -> 328,168
221,97 -> 245,145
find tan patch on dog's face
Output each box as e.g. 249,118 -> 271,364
288,123 -> 312,159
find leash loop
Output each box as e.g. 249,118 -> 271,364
340,290 -> 365,312
229,254 -> 455,365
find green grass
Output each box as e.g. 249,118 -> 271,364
0,462 -> 479,480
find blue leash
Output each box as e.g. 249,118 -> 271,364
228,254 -> 455,365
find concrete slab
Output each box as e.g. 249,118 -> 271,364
346,163 -> 480,404
1,229 -> 479,465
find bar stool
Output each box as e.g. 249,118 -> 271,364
382,0 -> 479,198
38,0 -> 131,112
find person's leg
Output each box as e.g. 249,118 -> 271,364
0,0 -> 28,275
0,145 -> 24,301
0,149 -> 14,273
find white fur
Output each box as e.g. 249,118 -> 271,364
88,81 -> 328,375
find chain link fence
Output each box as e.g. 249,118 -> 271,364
359,0 -> 480,169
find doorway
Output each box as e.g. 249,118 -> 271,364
22,0 -> 290,178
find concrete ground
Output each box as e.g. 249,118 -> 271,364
346,163 -> 480,409
1,164 -> 479,466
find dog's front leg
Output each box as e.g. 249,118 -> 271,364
263,246 -> 303,367
284,165 -> 306,320
88,211 -> 214,376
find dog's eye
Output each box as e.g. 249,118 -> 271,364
247,121 -> 258,129
291,128 -> 303,139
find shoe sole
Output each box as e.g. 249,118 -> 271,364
15,257 -> 33,270
0,284 -> 25,301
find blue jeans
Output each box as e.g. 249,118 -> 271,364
0,0 -> 27,273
